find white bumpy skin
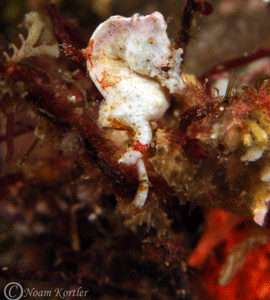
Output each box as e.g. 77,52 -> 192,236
83,12 -> 184,207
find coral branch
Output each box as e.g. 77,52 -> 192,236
175,0 -> 196,51
0,62 -> 123,182
4,114 -> 14,163
175,0 -> 213,54
188,209 -> 246,269
48,5 -> 85,61
198,48 -> 270,82
48,3 -> 71,45
4,12 -> 60,63
0,125 -> 35,142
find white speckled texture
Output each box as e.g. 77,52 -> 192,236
84,11 -> 184,165
83,12 -> 184,207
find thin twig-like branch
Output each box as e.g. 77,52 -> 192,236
48,3 -> 70,45
198,48 -> 270,82
175,0 -> 213,58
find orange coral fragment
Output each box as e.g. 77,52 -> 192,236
197,225 -> 270,300
188,208 -> 246,269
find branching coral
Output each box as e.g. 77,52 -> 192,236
3,11 -> 60,63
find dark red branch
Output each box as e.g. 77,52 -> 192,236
5,114 -> 14,163
48,4 -> 84,62
198,48 -> 270,82
0,62 -> 124,182
0,125 -> 35,143
175,0 -> 213,53
175,0 -> 194,50
47,3 -> 71,45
